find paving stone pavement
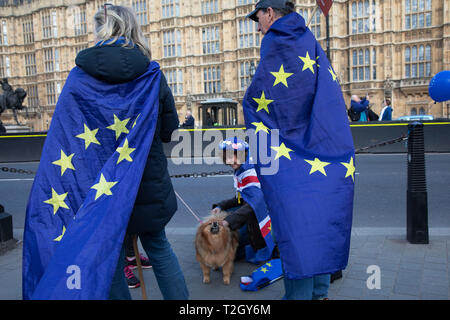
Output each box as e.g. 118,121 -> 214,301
1,229 -> 449,300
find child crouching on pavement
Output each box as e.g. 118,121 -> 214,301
211,138 -> 277,262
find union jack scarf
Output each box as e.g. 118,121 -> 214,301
233,163 -> 275,262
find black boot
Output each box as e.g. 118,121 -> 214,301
330,270 -> 342,283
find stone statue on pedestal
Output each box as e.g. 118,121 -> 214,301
0,78 -> 27,132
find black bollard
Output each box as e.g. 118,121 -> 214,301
0,204 -> 13,243
406,122 -> 429,244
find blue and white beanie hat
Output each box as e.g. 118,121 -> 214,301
218,137 -> 249,151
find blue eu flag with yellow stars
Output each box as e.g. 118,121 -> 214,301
22,61 -> 161,299
240,258 -> 283,291
242,12 -> 355,280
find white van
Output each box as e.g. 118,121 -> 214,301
395,115 -> 434,121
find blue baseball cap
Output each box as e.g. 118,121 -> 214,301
247,0 -> 289,22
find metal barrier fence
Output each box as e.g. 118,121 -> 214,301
0,121 -> 449,163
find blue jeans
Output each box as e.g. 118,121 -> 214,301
283,274 -> 331,300
109,229 -> 189,300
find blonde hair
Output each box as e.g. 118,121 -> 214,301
94,5 -> 152,59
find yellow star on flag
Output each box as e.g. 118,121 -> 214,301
316,56 -> 320,68
305,158 -> 331,176
299,51 -> 316,74
329,67 -> 338,82
252,122 -> 270,134
44,188 -> 69,215
76,124 -> 100,150
107,114 -> 130,140
341,157 -> 356,182
132,114 -> 141,129
270,64 -> 294,87
91,174 -> 118,200
260,267 -> 268,274
52,150 -> 75,176
266,262 -> 272,267
253,91 -> 274,114
116,138 -> 136,164
271,142 -> 294,160
54,225 -> 66,242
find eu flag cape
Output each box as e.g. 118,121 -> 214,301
242,13 -> 355,279
22,61 -> 161,299
233,163 -> 275,263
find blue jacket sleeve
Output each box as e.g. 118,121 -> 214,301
351,99 -> 369,113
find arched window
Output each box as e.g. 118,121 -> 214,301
364,0 -> 370,31
352,48 -> 376,81
365,49 -> 370,80
418,45 -> 425,77
405,45 -> 431,78
419,107 -> 426,115
299,7 -> 320,38
358,49 -> 364,80
372,48 -> 377,79
405,0 -> 431,29
419,45 -> 424,60
351,1 -> 376,34
405,47 -> 411,77
411,108 -> 417,116
411,46 -> 417,61
298,8 -> 308,24
352,50 -> 358,81
425,45 -> 431,76
238,19 -> 259,49
310,8 -> 321,38
239,60 -> 257,90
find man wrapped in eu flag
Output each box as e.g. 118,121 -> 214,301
22,5 -> 188,300
244,1 -> 355,299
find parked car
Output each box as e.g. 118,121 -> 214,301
395,115 -> 434,121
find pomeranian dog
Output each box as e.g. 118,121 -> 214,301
195,211 -> 239,285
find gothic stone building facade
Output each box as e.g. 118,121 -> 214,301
0,0 -> 449,131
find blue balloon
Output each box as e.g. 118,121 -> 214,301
429,70 -> 450,102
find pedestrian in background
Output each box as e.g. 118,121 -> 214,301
349,94 -> 379,122
350,94 -> 370,122
180,109 -> 195,128
379,99 -> 393,121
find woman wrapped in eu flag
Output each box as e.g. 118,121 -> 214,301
78,5 -> 189,300
24,4 -> 189,299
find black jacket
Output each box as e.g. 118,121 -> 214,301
181,115 -> 194,128
213,197 -> 266,251
76,43 -> 179,234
